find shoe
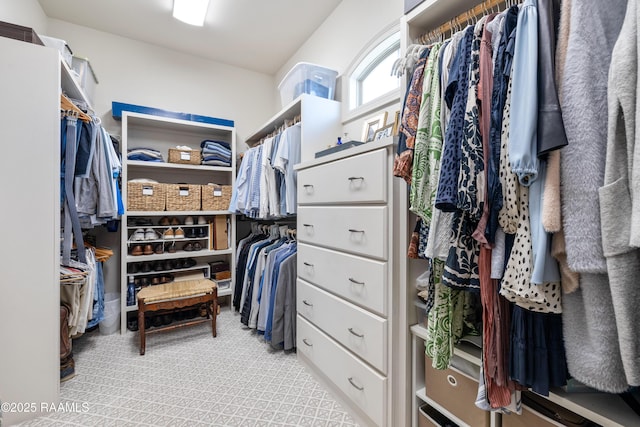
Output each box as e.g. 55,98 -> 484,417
167,242 -> 177,253
143,244 -> 154,255
131,245 -> 143,256
193,242 -> 202,251
145,228 -> 159,240
140,277 -> 150,286
130,228 -> 146,241
199,304 -> 208,317
160,274 -> 173,284
185,258 -> 197,268
174,227 -> 185,239
152,260 -> 163,271
185,228 -> 197,238
127,319 -> 139,332
152,315 -> 163,328
141,262 -> 152,273
162,314 -> 173,325
197,216 -> 207,225
151,276 -> 160,285
127,263 -> 140,274
163,228 -> 175,239
170,217 -> 180,226
183,242 -> 194,252
159,216 -> 170,226
154,243 -> 164,254
197,227 -> 207,238
185,216 -> 194,225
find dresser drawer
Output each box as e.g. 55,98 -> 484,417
297,315 -> 387,426
298,206 -> 388,260
298,279 -> 388,374
298,243 -> 388,316
298,148 -> 387,205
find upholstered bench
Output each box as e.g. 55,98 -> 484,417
136,279 -> 217,355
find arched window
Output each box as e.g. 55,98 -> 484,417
348,30 -> 400,111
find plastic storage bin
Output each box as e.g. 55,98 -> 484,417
40,35 -> 73,67
71,55 -> 98,105
99,293 -> 120,335
278,62 -> 338,107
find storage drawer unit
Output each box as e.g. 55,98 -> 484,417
295,139 -> 403,427
298,147 -> 387,205
297,243 -> 388,316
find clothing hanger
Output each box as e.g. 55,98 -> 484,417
60,94 -> 91,123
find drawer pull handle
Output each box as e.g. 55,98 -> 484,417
348,229 -> 365,233
303,184 -> 314,188
348,176 -> 364,181
303,300 -> 313,307
303,224 -> 314,228
303,262 -> 314,267
302,338 -> 313,347
348,377 -> 364,391
348,328 -> 364,338
447,375 -> 458,387
348,278 -> 365,285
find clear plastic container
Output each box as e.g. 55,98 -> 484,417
278,62 -> 338,107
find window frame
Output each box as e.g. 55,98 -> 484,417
342,23 -> 402,124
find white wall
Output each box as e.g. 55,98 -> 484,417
0,0 -> 48,35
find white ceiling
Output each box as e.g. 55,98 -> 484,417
36,0 -> 343,75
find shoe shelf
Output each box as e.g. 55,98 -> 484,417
126,248 -> 232,262
127,263 -> 211,277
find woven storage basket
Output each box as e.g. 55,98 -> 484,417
165,184 -> 201,211
168,148 -> 202,165
127,182 -> 166,211
201,184 -> 232,211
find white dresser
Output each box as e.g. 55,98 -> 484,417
295,138 -> 411,427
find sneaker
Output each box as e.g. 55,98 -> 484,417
185,216 -> 194,225
130,228 -> 146,241
163,228 -> 175,239
174,227 -> 185,239
197,216 -> 207,225
145,228 -> 159,240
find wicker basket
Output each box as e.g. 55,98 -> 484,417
168,148 -> 202,165
201,184 -> 232,211
165,184 -> 201,211
127,182 -> 166,211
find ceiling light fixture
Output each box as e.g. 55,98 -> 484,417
173,0 -> 210,26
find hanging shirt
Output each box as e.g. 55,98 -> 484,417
273,123 -> 301,215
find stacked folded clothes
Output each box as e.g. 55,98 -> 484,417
201,139 -> 231,166
128,147 -> 164,162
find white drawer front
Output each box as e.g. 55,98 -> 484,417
297,315 -> 387,426
298,148 -> 387,205
298,206 -> 388,260
298,243 -> 388,316
297,279 -> 388,374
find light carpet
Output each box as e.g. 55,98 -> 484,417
16,307 -> 358,427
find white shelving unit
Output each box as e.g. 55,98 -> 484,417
119,111 -> 236,334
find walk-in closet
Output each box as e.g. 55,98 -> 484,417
1,0 -> 639,426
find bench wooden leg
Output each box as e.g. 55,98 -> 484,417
211,297 -> 217,338
138,302 -> 146,355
